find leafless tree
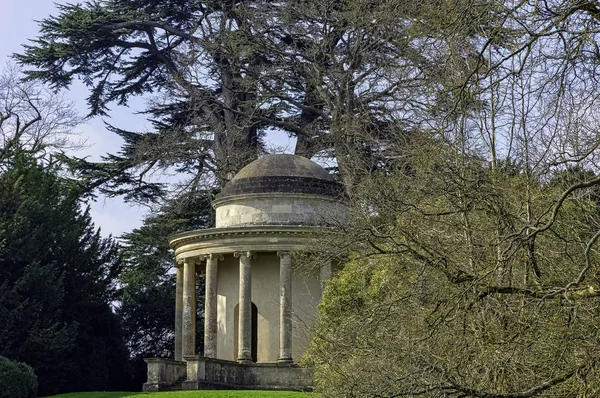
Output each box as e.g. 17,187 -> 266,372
0,63 -> 81,168
308,1 -> 600,397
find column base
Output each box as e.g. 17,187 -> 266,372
203,350 -> 216,359
237,358 -> 254,364
277,358 -> 293,364
182,381 -> 203,390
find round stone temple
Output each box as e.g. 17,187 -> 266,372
153,153 -> 349,392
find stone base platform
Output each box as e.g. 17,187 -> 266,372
143,356 -> 313,392
143,358 -> 187,392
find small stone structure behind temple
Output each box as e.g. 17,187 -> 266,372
143,154 -> 347,391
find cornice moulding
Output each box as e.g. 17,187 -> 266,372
211,192 -> 346,208
170,225 -> 339,260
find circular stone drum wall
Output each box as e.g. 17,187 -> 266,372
214,194 -> 347,228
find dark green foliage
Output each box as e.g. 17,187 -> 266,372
58,125 -> 167,204
0,153 -> 131,395
119,193 -> 214,292
0,356 -> 38,398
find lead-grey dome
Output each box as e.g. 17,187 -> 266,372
233,154 -> 333,180
216,154 -> 344,201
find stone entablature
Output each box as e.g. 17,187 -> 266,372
169,225 -> 337,261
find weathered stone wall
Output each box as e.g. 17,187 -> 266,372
183,356 -> 313,391
214,194 -> 347,228
216,252 -> 322,363
216,254 -> 239,362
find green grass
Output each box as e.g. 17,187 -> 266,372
46,391 -> 311,398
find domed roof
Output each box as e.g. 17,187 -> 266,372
216,154 -> 345,202
232,154 -> 334,181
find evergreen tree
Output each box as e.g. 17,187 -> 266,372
0,152 -> 130,395
15,0 -> 486,200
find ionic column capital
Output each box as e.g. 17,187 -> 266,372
177,257 -> 202,267
199,253 -> 225,262
277,251 -> 292,259
209,253 -> 225,261
234,251 -> 255,259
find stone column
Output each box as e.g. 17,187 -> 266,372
174,262 -> 184,361
204,254 -> 222,358
235,251 -> 253,363
278,251 -> 293,363
182,258 -> 197,358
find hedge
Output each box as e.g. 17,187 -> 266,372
0,356 -> 38,398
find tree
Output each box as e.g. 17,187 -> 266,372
24,1 -> 600,396
306,137 -> 600,397
0,63 -> 80,167
0,152 -> 131,395
16,0 -> 265,197
305,1 -> 600,395
15,0 -> 490,200
0,64 -> 131,395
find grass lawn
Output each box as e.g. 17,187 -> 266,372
46,391 -> 311,398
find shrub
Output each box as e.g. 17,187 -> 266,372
0,356 -> 38,398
